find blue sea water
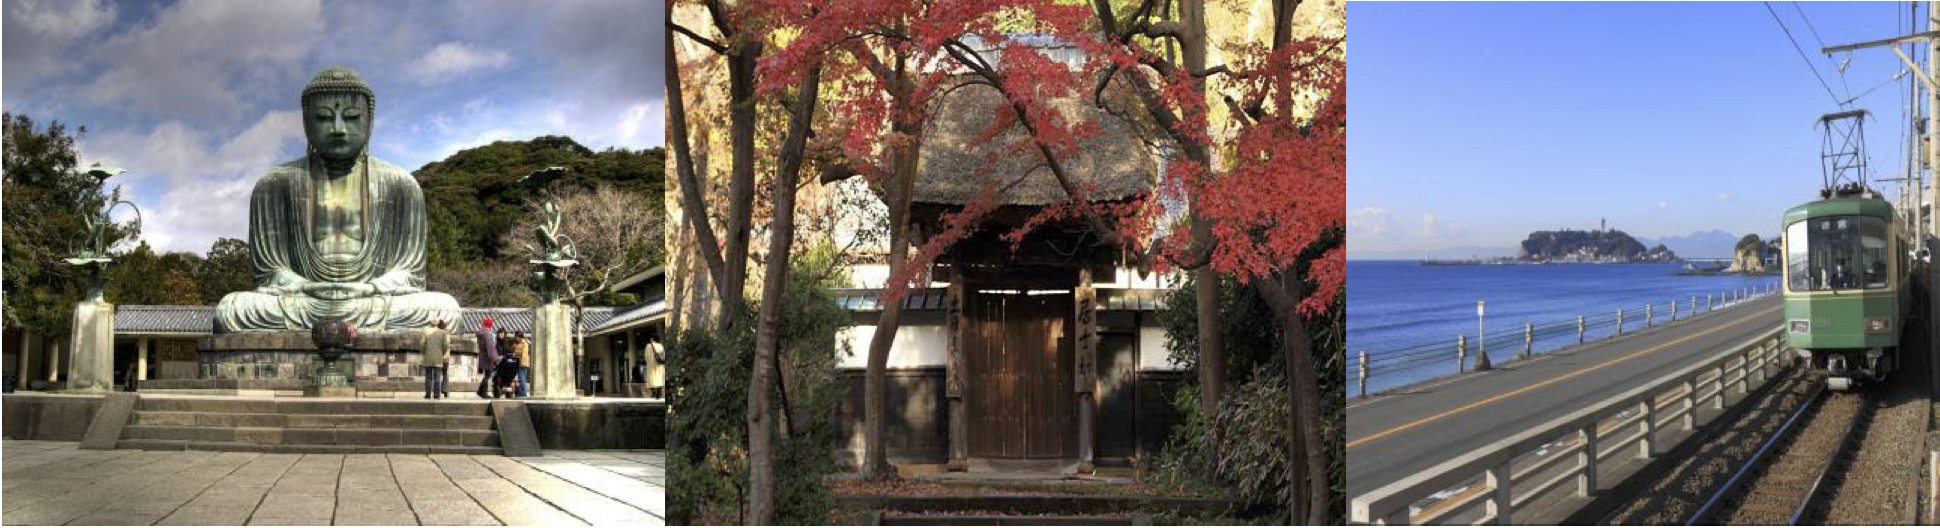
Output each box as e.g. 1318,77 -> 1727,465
1346,260 -> 1780,394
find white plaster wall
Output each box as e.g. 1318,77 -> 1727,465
838,324 -> 949,369
1096,267 -> 1179,289
1138,325 -> 1185,371
850,263 -> 891,289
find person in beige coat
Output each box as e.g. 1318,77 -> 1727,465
422,320 -> 451,399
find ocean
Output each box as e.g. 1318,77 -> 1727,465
1346,260 -> 1781,394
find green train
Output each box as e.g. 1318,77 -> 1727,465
1782,185 -> 1911,390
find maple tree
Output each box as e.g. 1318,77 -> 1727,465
670,0 -> 1342,521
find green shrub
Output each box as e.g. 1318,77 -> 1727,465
667,242 -> 852,525
1149,271 -> 1345,523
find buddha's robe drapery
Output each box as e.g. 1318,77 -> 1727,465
216,156 -> 461,332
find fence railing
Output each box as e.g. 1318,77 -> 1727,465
1355,283 -> 1780,398
1349,327 -> 1790,524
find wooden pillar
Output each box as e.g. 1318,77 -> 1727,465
1075,267 -> 1099,474
137,337 -> 149,381
944,279 -> 968,471
47,338 -> 62,382
17,333 -> 35,385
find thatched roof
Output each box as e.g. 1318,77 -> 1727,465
913,79 -> 1157,207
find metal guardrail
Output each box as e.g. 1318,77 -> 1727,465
1357,284 -> 1781,397
1350,326 -> 1791,524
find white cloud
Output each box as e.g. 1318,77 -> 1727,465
1717,193 -> 1731,201
1658,200 -> 1668,210
80,111 -> 305,253
534,0 -> 664,146
1348,207 -> 1389,237
77,0 -> 322,122
614,102 -> 663,146
408,42 -> 511,84
1421,212 -> 1439,238
2,0 -> 118,86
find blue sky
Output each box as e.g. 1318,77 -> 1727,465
3,0 -> 663,254
1350,1 -> 1926,258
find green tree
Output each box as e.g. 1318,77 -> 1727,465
415,136 -> 665,271
2,113 -> 135,331
668,242 -> 850,525
108,242 -> 204,305
1153,234 -> 1345,523
194,238 -> 252,304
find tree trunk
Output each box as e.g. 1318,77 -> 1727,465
1289,379 -> 1308,523
747,65 -> 824,526
666,24 -> 727,323
1178,0 -> 1225,435
1256,272 -> 1330,525
717,42 -> 764,333
861,117 -> 919,480
1193,249 -> 1222,423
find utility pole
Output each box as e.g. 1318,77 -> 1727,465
1916,0 -> 1932,238
1821,2 -> 1940,240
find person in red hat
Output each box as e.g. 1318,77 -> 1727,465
474,317 -> 499,398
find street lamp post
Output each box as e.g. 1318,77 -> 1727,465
1474,300 -> 1492,371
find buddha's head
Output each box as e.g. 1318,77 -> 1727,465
301,67 -> 374,162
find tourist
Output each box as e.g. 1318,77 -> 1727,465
422,320 -> 450,399
494,328 -> 513,397
475,317 -> 499,398
513,331 -> 531,397
495,331 -> 521,399
647,337 -> 663,384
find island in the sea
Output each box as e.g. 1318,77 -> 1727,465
1421,227 -> 1678,265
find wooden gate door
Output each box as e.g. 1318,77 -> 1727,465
965,292 -> 1075,459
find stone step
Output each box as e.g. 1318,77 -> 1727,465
131,411 -> 495,430
135,398 -> 491,416
116,439 -> 503,456
121,425 -> 500,447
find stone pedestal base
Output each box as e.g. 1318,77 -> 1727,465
66,301 -> 115,393
194,331 -> 480,382
305,385 -> 357,398
531,304 -> 575,399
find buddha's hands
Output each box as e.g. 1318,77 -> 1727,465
300,281 -> 378,299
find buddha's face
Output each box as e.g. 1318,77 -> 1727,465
303,92 -> 370,161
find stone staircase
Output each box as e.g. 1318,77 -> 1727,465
114,397 -> 506,455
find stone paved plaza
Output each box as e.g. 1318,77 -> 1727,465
0,440 -> 663,526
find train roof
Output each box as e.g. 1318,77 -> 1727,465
1782,195 -> 1895,225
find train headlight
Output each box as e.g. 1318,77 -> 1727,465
1789,320 -> 1810,333
1867,317 -> 1891,333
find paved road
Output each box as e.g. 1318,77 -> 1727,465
1347,295 -> 1785,498
0,440 -> 665,526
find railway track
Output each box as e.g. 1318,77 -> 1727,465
1683,381 -> 1874,525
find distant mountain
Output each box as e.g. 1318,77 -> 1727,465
1636,229 -> 1743,259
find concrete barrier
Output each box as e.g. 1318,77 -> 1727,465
3,393 -> 105,441
1351,327 -> 1788,524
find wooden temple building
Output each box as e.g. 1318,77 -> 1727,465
831,73 -> 1186,474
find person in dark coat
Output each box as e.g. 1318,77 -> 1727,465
475,317 -> 499,398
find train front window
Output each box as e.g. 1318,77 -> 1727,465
1786,215 -> 1889,292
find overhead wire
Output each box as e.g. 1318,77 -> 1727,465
1792,1 -> 1854,100
1764,1 -> 1846,106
